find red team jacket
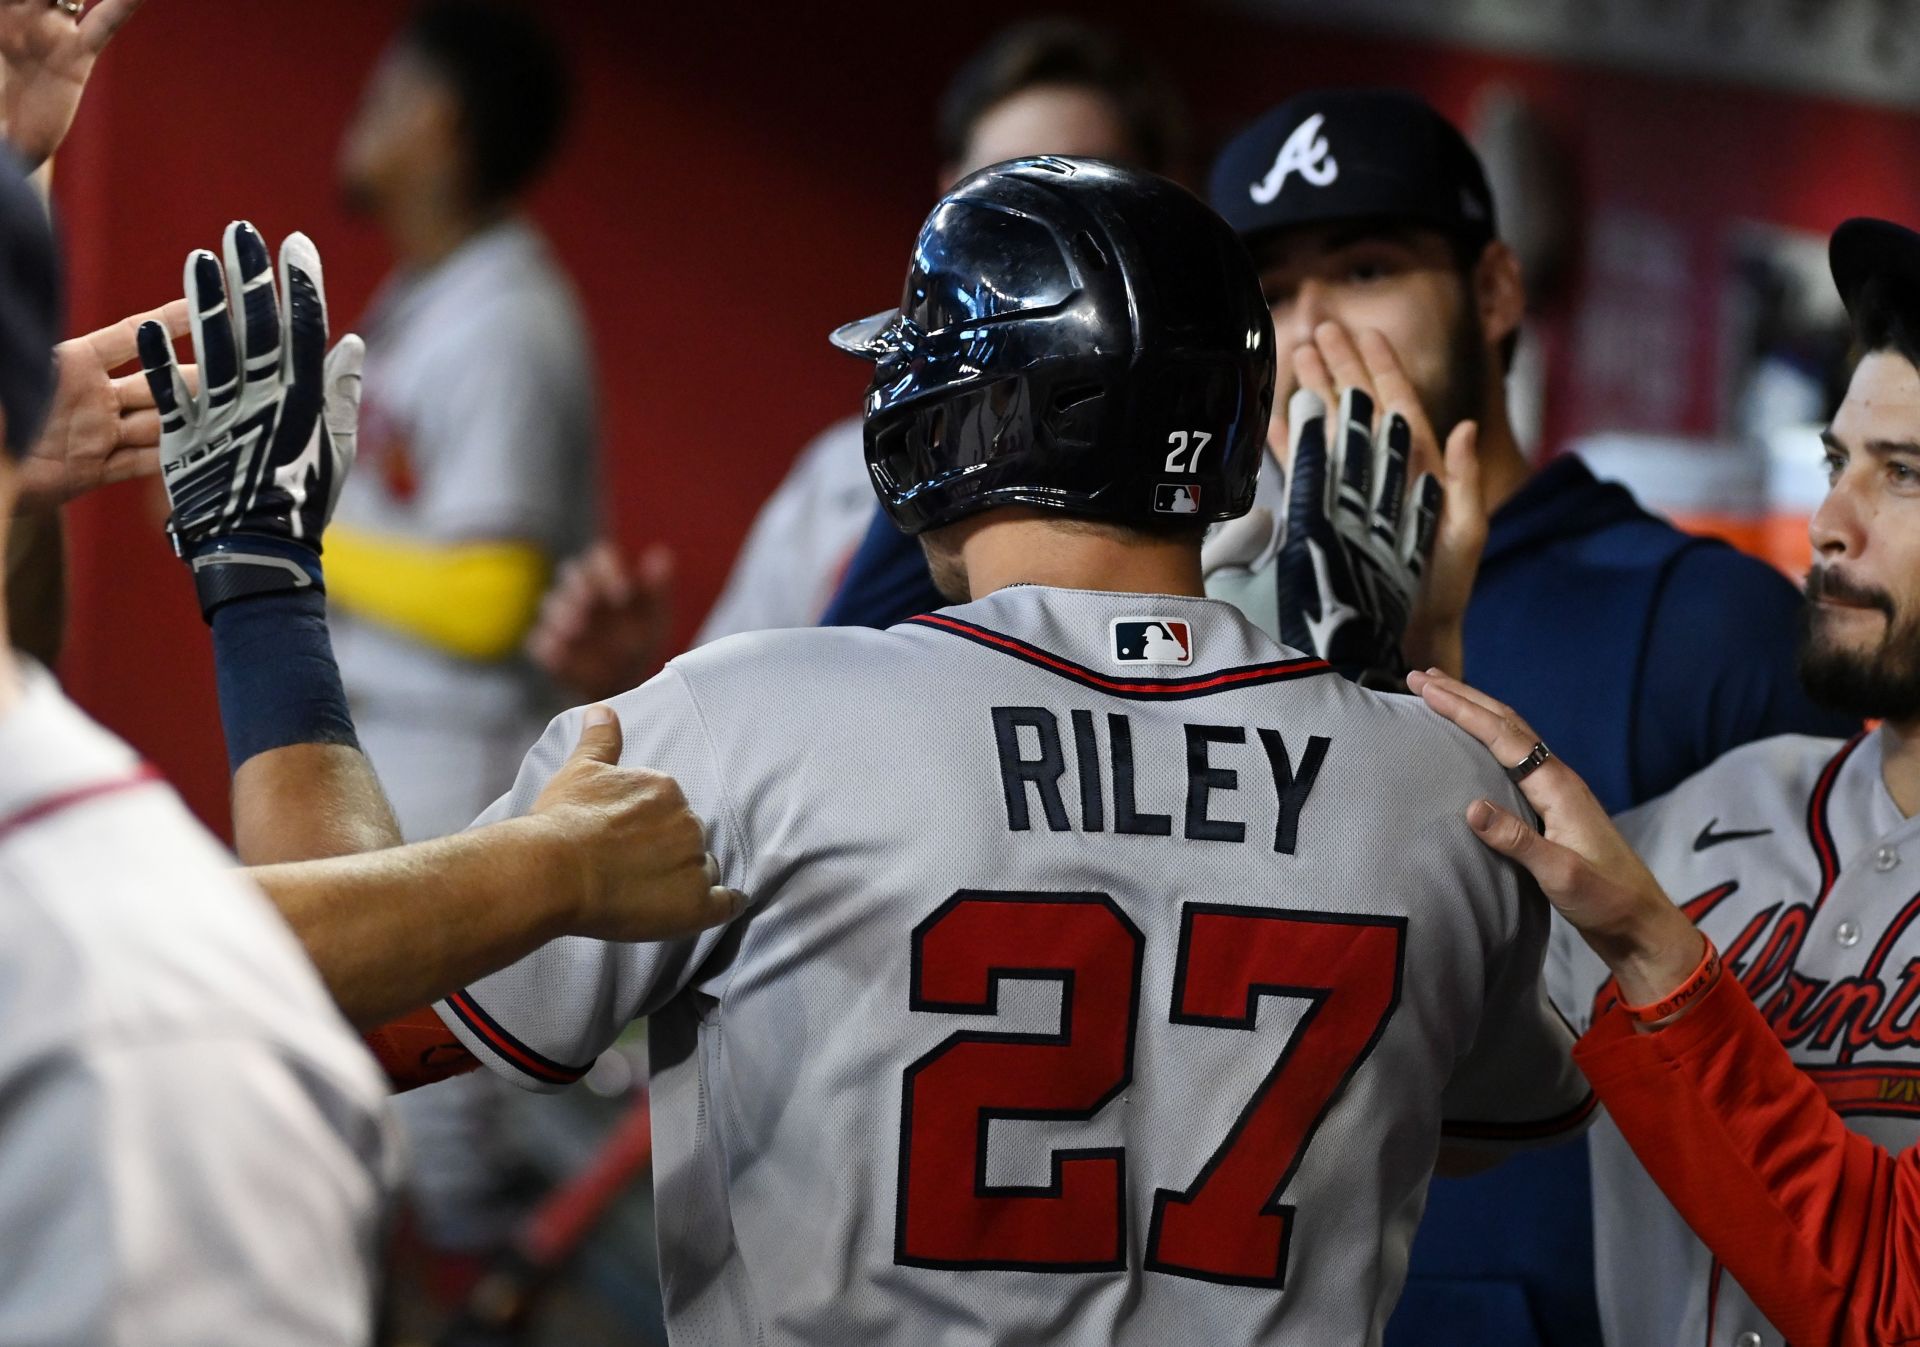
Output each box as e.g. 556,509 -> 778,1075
1577,973 -> 1920,1347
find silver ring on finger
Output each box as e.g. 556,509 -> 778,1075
1505,741 -> 1552,783
52,0 -> 83,16
703,851 -> 721,886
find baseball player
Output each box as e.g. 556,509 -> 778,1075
328,0 -> 594,845
1195,89 -> 1860,1347
1509,216 -> 1920,1347
328,0 -> 600,1269
0,156 -> 394,1346
366,158 -> 1592,1345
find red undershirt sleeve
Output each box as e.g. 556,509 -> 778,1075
1574,972 -> 1920,1347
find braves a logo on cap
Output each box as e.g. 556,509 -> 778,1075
1250,112 -> 1338,204
1154,483 -> 1201,514
1112,617 -> 1193,665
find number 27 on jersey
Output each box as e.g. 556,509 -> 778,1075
896,889 -> 1405,1288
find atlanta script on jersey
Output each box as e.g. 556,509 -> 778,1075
1549,727 -> 1919,1347
441,586 -> 1591,1345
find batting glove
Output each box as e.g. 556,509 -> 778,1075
139,221 -> 362,620
1275,386 -> 1442,685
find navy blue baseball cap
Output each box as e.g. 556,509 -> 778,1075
0,147 -> 60,459
1830,217 -> 1920,333
1207,89 -> 1497,254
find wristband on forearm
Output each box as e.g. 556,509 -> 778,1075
209,587 -> 358,774
184,535 -> 325,622
1618,937 -> 1723,1028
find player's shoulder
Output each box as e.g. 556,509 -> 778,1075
673,618 -> 912,668
1616,731 -> 1855,844
654,620 -> 931,711
1356,686 -> 1537,801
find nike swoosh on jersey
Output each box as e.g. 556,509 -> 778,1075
1692,819 -> 1774,852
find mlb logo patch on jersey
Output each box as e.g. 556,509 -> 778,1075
1112,618 -> 1193,665
1154,483 -> 1201,515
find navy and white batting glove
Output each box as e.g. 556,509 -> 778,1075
1275,386 -> 1442,685
139,221 -> 362,621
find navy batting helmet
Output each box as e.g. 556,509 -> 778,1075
831,157 -> 1274,535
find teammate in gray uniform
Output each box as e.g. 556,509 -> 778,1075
329,0 -> 599,1270
330,0 -> 594,843
1538,216 -> 1920,1347
404,159 -> 1591,1346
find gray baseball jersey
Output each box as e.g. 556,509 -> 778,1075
695,415 -> 874,646
1549,727 -> 1915,1347
439,586 -> 1591,1345
0,665 -> 395,1344
334,218 -> 597,837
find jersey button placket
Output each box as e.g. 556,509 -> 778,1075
1875,844 -> 1901,872
1835,919 -> 1862,948
1734,1332 -> 1764,1347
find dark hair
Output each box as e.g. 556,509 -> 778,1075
401,0 -> 573,207
936,18 -> 1189,175
1850,273 -> 1920,370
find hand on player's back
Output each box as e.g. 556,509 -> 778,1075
528,703 -> 745,943
1409,668 -> 1706,1006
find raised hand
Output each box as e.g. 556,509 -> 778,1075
0,0 -> 145,169
11,296 -> 187,513
139,220 -> 360,619
1274,376 -> 1440,684
527,542 -> 675,702
1287,321 -> 1484,678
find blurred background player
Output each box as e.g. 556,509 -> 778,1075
328,0 -> 596,1297
1199,89 -> 1858,1347
330,0 -> 591,843
523,16 -> 1193,698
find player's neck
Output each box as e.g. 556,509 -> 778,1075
960,514 -> 1207,601
1878,717 -> 1920,818
387,194 -> 503,271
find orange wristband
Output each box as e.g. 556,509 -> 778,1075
1618,937 -> 1722,1025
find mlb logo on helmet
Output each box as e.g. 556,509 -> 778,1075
1154,483 -> 1201,514
1112,617 -> 1193,666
